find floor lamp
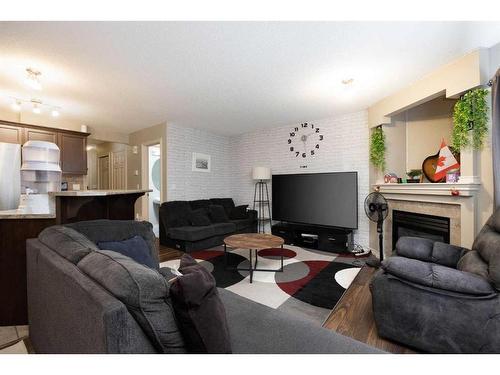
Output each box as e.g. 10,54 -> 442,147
252,167 -> 272,233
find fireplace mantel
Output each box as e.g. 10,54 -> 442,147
373,182 -> 480,197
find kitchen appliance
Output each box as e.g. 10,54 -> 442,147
21,140 -> 62,194
0,142 -> 21,210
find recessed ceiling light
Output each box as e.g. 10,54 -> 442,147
31,99 -> 42,114
51,109 -> 60,117
25,67 -> 42,91
341,78 -> 354,85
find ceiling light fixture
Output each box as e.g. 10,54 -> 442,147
11,99 -> 22,112
341,78 -> 354,85
31,99 -> 42,114
25,68 -> 42,91
51,108 -> 60,117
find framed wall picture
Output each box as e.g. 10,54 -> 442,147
192,152 -> 211,172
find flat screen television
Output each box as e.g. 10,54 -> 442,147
272,172 -> 358,229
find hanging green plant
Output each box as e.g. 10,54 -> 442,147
370,126 -> 386,171
452,88 -> 489,150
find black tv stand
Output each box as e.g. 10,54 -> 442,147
271,222 -> 354,253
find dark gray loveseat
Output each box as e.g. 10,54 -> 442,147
371,208 -> 500,353
27,219 -> 379,354
159,198 -> 257,252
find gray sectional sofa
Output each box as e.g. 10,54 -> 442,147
27,219 -> 380,354
371,208 -> 500,353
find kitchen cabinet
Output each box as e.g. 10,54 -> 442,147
58,132 -> 88,174
0,123 -> 23,144
0,120 -> 89,175
23,127 -> 58,143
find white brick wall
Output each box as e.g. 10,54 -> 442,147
229,110 -> 369,246
166,110 -> 369,246
167,124 -> 233,200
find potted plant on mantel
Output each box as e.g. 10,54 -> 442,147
406,169 -> 422,183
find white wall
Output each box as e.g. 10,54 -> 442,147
230,110 -> 370,247
167,123 -> 233,200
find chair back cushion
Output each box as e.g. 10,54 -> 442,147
77,250 -> 186,353
472,208 -> 500,290
210,198 -> 235,216
38,226 -> 98,264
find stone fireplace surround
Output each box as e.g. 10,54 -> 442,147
374,182 -> 480,259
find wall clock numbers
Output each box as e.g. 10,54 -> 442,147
287,122 -> 324,158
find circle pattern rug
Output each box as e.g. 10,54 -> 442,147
160,245 -> 361,325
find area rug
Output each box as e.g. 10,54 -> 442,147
160,245 -> 366,325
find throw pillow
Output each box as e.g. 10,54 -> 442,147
230,205 -> 249,220
189,208 -> 211,226
170,254 -> 232,353
97,235 -> 156,269
208,204 -> 230,223
77,250 -> 186,353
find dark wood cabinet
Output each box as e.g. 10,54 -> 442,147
0,123 -> 24,144
58,132 -> 88,174
23,127 -> 58,143
0,120 -> 89,175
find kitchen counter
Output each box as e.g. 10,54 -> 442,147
49,189 -> 152,197
0,194 -> 55,219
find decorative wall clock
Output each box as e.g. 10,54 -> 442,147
287,122 -> 324,159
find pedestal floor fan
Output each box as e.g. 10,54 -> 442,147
364,192 -> 389,267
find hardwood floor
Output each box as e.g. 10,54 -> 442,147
323,266 -> 416,353
158,243 -> 416,353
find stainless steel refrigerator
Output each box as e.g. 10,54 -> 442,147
0,142 -> 21,210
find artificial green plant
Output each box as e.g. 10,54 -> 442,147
452,88 -> 489,150
370,126 -> 386,171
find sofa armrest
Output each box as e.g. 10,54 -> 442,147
395,236 -> 467,268
382,256 -> 494,296
247,209 -> 258,221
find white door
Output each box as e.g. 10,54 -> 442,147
111,150 -> 127,190
98,155 -> 110,189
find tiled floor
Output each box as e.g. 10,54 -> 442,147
0,326 -> 30,353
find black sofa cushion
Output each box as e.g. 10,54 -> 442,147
209,205 -> 230,223
213,223 -> 236,236
169,226 -> 215,242
230,218 -> 254,231
190,199 -> 211,211
210,198 -> 235,216
170,254 -> 232,353
77,250 -> 186,353
230,205 -> 249,220
159,201 -> 191,228
189,208 -> 211,226
382,256 -> 495,296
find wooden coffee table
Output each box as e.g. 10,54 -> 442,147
223,233 -> 285,283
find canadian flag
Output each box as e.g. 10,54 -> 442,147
434,139 -> 460,181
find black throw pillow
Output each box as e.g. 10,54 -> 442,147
170,254 -> 232,353
229,205 -> 249,220
208,204 -> 229,223
189,208 -> 211,226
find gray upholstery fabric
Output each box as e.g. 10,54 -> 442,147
159,267 -> 178,282
77,250 -> 186,353
382,256 -> 494,296
396,236 -> 466,267
219,289 -> 381,354
458,251 -> 490,280
38,225 -> 98,264
27,239 -> 157,354
472,209 -> 500,289
66,219 -> 159,268
371,270 -> 500,353
169,225 -> 215,241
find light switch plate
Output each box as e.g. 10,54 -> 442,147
134,170 -> 139,176
72,184 -> 81,191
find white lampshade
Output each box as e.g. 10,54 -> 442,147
252,166 -> 271,180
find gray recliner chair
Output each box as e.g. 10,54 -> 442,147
371,208 -> 500,353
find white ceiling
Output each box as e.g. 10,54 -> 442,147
1,21 -> 500,136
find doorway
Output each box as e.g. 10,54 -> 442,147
147,144 -> 161,236
98,155 -> 110,189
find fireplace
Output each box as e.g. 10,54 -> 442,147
392,210 -> 450,250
